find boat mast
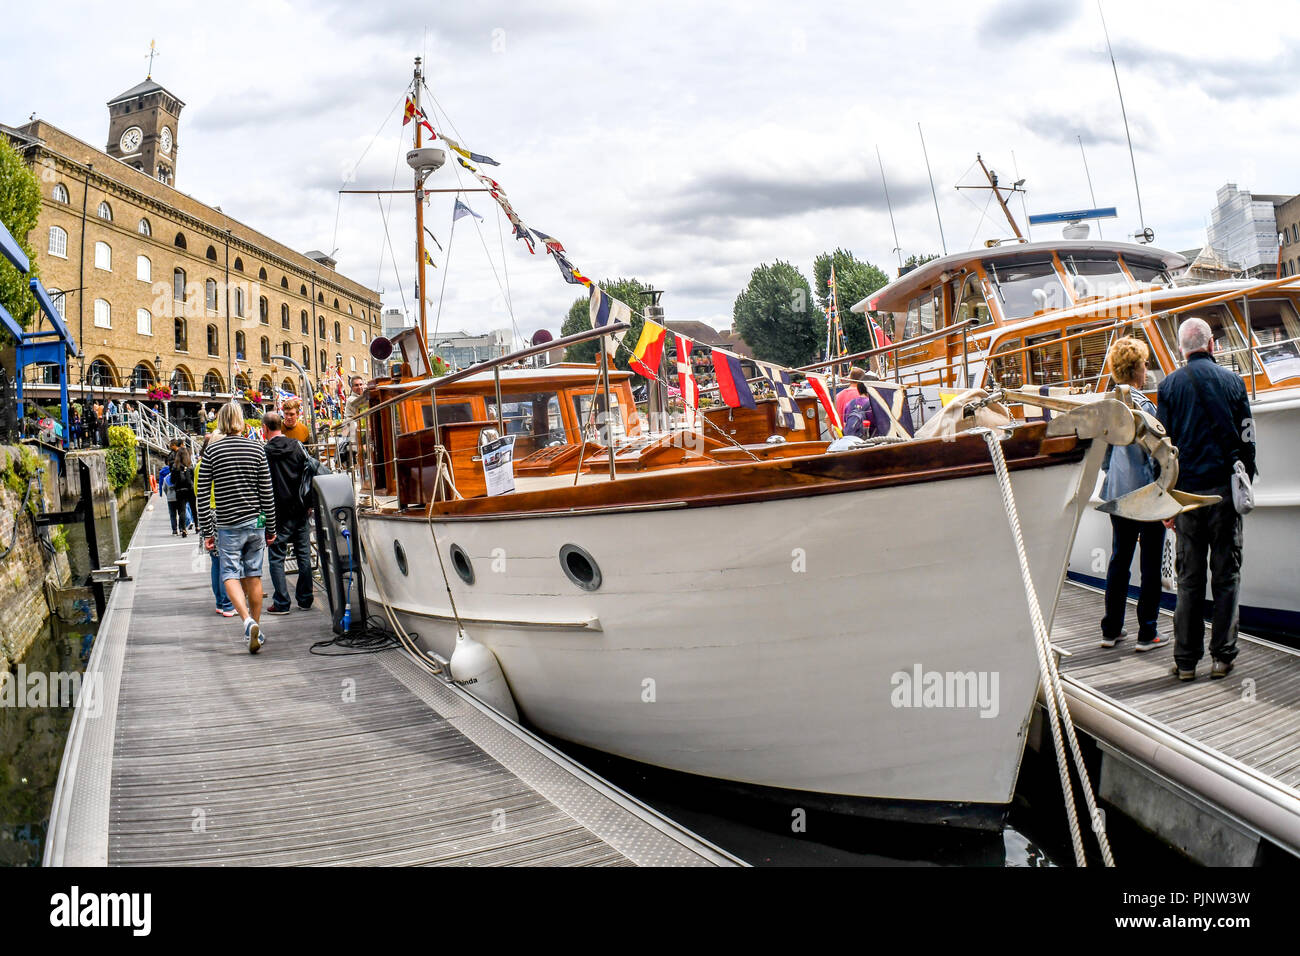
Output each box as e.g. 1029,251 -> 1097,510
413,57 -> 430,366
977,154 -> 1025,241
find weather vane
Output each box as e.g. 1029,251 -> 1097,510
146,39 -> 159,78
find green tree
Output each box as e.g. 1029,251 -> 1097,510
732,261 -> 819,368
0,138 -> 42,341
560,277 -> 655,370
903,252 -> 941,269
812,248 -> 891,354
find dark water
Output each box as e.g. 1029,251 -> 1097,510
0,489 -> 145,867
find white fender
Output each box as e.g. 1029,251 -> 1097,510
449,627 -> 519,722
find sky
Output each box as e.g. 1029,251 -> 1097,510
5,0 -> 1300,347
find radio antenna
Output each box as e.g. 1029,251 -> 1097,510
876,145 -> 904,270
1098,0 -> 1150,242
1077,134 -> 1102,238
918,123 -> 948,256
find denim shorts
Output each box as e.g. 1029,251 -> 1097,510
217,520 -> 265,583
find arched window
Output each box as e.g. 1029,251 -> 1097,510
318,316 -> 326,338
171,367 -> 193,392
136,255 -> 151,282
203,371 -> 223,394
319,349 -> 327,371
53,183 -> 69,203
205,278 -> 218,311
349,355 -> 356,372
299,284 -> 308,296
94,241 -> 112,271
173,267 -> 186,303
131,363 -> 154,390
47,288 -> 66,318
206,324 -> 219,356
263,297 -> 273,326
360,329 -> 366,345
235,330 -> 246,360
348,325 -> 354,341
347,303 -> 353,315
280,303 -> 290,329
234,286 -> 246,318
278,341 -> 288,359
300,310 -> 308,334
174,317 -> 188,351
302,346 -> 310,369
318,292 -> 325,303
363,358 -> 369,375
281,277 -> 289,289
93,299 -> 111,329
174,232 -> 187,249
334,352 -> 342,369
260,336 -> 270,363
138,217 -> 151,236
258,267 -> 267,281
206,245 -> 218,261
334,321 -> 341,343
97,201 -> 113,221
259,375 -> 272,395
88,358 -> 116,387
48,226 -> 68,258
137,308 -> 152,336
233,257 -> 244,272
235,373 -> 250,392
333,297 -> 340,309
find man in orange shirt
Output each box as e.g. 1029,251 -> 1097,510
281,396 -> 312,443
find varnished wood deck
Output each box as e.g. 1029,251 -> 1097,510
1052,581 -> 1300,790
45,499 -> 737,867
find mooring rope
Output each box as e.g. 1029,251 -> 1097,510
982,427 -> 1115,867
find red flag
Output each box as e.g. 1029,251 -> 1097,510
676,335 -> 699,422
805,372 -> 842,436
629,320 -> 667,379
402,97 -> 417,125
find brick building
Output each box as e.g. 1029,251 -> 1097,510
3,75 -> 382,433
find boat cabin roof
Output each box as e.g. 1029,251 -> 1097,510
379,363 -> 632,395
852,240 -> 1189,315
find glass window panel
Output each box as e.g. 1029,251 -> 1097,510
986,260 -> 1066,319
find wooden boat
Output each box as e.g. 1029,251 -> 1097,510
850,238 -> 1300,633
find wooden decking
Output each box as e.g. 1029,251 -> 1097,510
44,499 -> 737,867
1049,580 -> 1300,856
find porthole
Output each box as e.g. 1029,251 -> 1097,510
559,544 -> 601,591
394,539 -> 408,576
450,544 -> 474,585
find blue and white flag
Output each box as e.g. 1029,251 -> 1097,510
588,287 -> 632,359
754,361 -> 804,432
453,198 -> 483,222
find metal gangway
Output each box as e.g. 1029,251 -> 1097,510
110,403 -> 197,457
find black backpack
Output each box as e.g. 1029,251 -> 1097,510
297,443 -> 329,510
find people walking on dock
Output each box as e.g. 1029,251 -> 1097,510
262,411 -> 315,615
198,403 -> 278,653
1157,317 -> 1257,682
168,439 -> 198,537
1098,337 -> 1167,652
159,463 -> 182,535
196,433 -> 236,617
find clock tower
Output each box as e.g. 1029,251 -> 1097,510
105,76 -> 185,185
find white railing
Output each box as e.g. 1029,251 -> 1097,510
109,404 -> 197,457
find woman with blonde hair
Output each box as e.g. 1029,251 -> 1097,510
1099,336 -> 1167,651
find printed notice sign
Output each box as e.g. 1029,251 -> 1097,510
1258,341 -> 1300,384
481,434 -> 517,496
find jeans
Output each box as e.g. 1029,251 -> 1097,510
1173,488 -> 1243,669
210,549 -> 234,611
166,499 -> 180,533
268,516 -> 314,609
174,488 -> 197,531
1101,515 -> 1166,643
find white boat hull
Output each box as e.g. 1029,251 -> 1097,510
1069,387 -> 1300,633
359,440 -> 1103,820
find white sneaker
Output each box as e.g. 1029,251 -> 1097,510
244,618 -> 264,654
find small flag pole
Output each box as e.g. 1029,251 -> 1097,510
413,58 -> 431,367
600,345 -> 616,481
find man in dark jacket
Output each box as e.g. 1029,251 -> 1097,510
262,411 -> 314,613
1157,317 -> 1257,682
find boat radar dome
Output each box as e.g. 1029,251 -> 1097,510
406,147 -> 446,174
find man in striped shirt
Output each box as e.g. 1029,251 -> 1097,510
199,403 -> 278,654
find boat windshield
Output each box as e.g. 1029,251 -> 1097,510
986,260 -> 1067,319
1062,256 -> 1130,299
573,392 -> 628,444
1124,261 -> 1173,288
487,391 -> 566,456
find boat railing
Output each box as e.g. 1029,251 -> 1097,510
797,318 -> 983,386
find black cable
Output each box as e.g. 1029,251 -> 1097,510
308,615 -> 407,656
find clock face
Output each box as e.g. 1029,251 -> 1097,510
119,126 -> 143,153
160,127 -> 173,154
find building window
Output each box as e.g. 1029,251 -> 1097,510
175,317 -> 188,351
174,232 -> 187,249
259,375 -> 272,395
349,355 -> 357,372
173,268 -> 186,303
206,245 -> 218,261
320,349 -> 327,371
280,277 -> 288,289
205,278 -> 218,312
88,359 -> 115,387
97,201 -> 113,222
282,341 -> 291,358
347,304 -> 354,315
300,310 -> 308,334
298,284 -> 307,296
48,288 -> 66,318
233,257 -> 244,272
348,325 -> 355,342
281,303 -> 290,329
48,226 -> 68,258
363,358 -> 369,374
203,371 -> 223,394
260,336 -> 270,363
333,297 -> 340,309
132,364 -> 154,390
137,255 -> 151,282
207,324 -> 219,356
138,217 -> 151,237
318,316 -> 326,338
361,329 -> 367,345
235,330 -> 246,360
53,183 -> 69,203
234,286 -> 245,318
335,352 -> 342,369
334,321 -> 341,343
137,308 -> 152,335
94,241 -> 112,271
318,292 -> 325,303
93,299 -> 111,329
258,267 -> 267,281
302,346 -> 310,369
